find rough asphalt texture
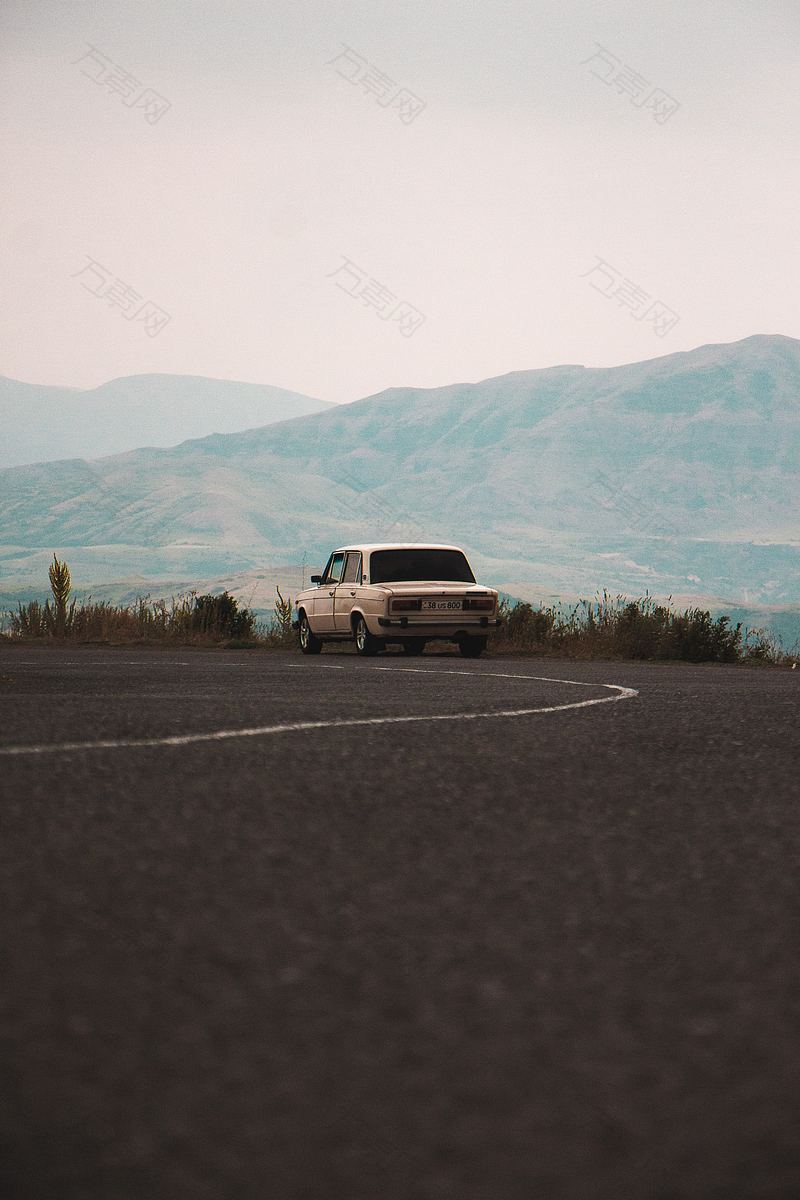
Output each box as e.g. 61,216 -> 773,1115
1,645 -> 798,1200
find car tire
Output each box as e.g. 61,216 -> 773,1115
402,639 -> 427,656
354,615 -> 382,657
458,634 -> 487,658
298,612 -> 323,655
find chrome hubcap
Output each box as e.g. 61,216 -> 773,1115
356,622 -> 365,649
300,620 -> 308,647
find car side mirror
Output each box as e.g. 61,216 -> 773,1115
310,574 -> 323,584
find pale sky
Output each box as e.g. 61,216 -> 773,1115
1,0 -> 798,404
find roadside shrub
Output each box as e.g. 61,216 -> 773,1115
257,587 -> 296,648
491,591 -> 778,664
5,559 -> 257,644
10,599 -> 51,638
10,555 -> 77,639
741,626 -> 784,662
4,556 -> 791,664
189,592 -> 256,640
502,600 -> 558,648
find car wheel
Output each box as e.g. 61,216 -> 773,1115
354,615 -> 382,657
402,638 -> 426,655
298,612 -> 323,654
458,634 -> 487,658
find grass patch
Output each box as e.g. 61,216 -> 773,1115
2,558 -> 297,648
2,560 -> 795,665
490,591 -> 794,665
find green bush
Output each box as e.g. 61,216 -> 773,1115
9,555 -> 77,638
492,591 -> 780,664
6,560 -> 258,644
10,598 -> 50,638
190,592 -> 256,640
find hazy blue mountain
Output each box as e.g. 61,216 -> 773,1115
0,373 -> 333,467
1,336 -> 798,620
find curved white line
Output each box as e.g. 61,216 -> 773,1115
0,666 -> 638,757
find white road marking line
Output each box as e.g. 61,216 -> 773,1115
0,660 -> 193,666
0,667 -> 638,757
375,666 -> 604,686
286,662 -> 346,668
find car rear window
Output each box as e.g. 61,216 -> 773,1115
369,549 -> 475,584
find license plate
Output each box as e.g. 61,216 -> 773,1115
420,599 -> 463,612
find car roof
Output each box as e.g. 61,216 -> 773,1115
330,543 -> 465,554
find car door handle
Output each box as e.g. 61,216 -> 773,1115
328,590 -> 336,596
349,590 -> 356,596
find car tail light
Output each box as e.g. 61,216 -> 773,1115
465,596 -> 495,611
390,597 -> 421,612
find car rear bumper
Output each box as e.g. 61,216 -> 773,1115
377,616 -> 502,629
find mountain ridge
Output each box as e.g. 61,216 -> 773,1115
2,335 -> 798,609
0,372 -> 334,468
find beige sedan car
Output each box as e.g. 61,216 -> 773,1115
293,543 -> 501,658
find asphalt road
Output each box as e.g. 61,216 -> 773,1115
1,646 -> 798,1200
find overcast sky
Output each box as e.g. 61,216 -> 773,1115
2,0 -> 798,403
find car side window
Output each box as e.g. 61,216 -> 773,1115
325,552 -> 346,584
342,552 -> 362,584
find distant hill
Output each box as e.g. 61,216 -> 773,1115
0,373 -> 334,467
1,335 -> 798,615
